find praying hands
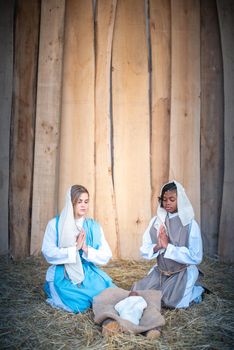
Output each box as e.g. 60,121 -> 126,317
153,225 -> 169,253
76,228 -> 88,254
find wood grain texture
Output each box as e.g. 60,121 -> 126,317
150,0 -> 171,214
170,0 -> 201,221
10,0 -> 40,259
30,0 -> 65,255
112,0 -> 151,259
58,0 -> 95,216
217,0 -> 234,262
0,0 -> 14,255
200,0 -> 224,257
95,0 -> 119,257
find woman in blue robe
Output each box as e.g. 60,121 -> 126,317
42,185 -> 114,313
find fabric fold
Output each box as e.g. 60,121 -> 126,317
58,187 -> 84,284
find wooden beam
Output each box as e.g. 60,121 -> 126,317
112,0 -> 151,259
30,0 -> 65,255
217,0 -> 234,262
150,0 -> 171,214
10,0 -> 40,259
170,0 -> 201,221
200,0 -> 224,257
0,0 -> 14,255
95,0 -> 119,257
58,0 -> 95,216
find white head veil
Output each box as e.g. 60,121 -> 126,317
58,187 -> 84,284
154,180 -> 194,232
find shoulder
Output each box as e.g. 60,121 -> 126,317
191,219 -> 200,229
86,218 -> 101,227
85,218 -> 103,231
45,217 -> 57,233
47,217 -> 57,227
143,216 -> 157,235
149,216 -> 157,226
189,219 -> 201,236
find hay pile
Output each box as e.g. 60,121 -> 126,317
0,255 -> 233,349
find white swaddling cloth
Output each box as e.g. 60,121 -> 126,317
58,187 -> 84,284
114,296 -> 147,325
154,179 -> 194,233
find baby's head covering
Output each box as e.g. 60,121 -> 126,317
156,180 -> 194,228
58,186 -> 84,284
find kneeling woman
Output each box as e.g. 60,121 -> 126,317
132,180 -> 204,309
42,185 -> 114,313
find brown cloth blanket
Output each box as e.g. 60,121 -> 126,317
93,287 -> 165,334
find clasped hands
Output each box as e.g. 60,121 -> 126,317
76,228 -> 88,254
153,225 -> 168,253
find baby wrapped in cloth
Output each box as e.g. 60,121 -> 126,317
93,287 -> 165,334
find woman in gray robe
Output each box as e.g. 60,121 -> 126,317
131,180 -> 204,308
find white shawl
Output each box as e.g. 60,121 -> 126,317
154,180 -> 194,232
58,187 -> 85,284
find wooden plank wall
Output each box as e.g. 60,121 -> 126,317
1,0 -> 233,262
217,0 -> 234,262
200,0 -> 224,257
170,0 -> 201,221
58,0 -> 95,216
0,0 -> 14,255
94,0 -> 119,257
30,0 -> 65,255
150,0 -> 171,214
112,0 -> 151,259
9,0 -> 40,259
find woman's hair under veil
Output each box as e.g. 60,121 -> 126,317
71,185 -> 89,207
158,182 -> 177,207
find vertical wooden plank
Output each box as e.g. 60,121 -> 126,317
58,0 -> 95,216
30,0 -> 65,255
10,0 -> 40,259
0,0 -> 14,255
95,0 -> 119,257
217,0 -> 234,263
150,0 -> 171,214
200,0 -> 224,257
170,0 -> 201,221
112,0 -> 151,259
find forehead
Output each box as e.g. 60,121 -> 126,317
162,190 -> 177,198
77,192 -> 89,200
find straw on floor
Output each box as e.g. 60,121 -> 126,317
0,255 -> 233,350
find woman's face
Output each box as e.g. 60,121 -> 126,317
162,190 -> 177,213
73,192 -> 89,219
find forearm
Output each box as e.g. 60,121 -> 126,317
42,218 -> 77,265
164,243 -> 202,265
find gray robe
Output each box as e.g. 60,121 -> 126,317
132,215 -> 190,308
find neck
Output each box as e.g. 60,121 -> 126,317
75,216 -> 85,220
